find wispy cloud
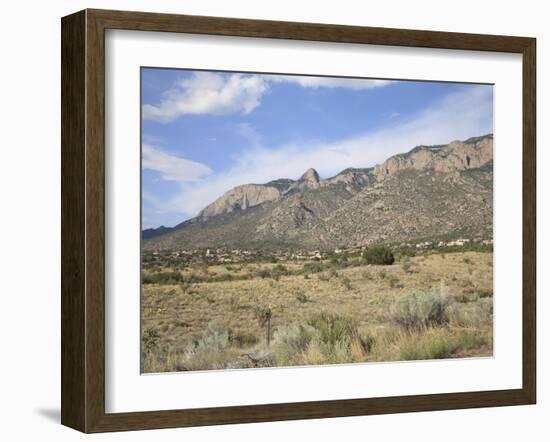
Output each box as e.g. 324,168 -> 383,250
146,84 -> 492,223
234,122 -> 263,148
142,143 -> 212,182
142,72 -> 393,123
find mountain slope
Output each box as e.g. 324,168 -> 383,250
143,134 -> 493,251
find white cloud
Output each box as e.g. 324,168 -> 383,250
270,75 -> 393,90
150,84 -> 492,222
142,143 -> 212,182
142,72 -> 268,123
142,72 -> 393,123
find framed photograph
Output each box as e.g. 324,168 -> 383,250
61,9 -> 536,433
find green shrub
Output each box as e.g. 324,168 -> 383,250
179,281 -> 192,293
257,268 -> 271,279
182,273 -> 201,284
230,331 -> 259,347
142,327 -> 161,353
189,324 -> 230,353
272,263 -> 289,277
215,273 -> 234,282
453,292 -> 478,303
303,262 -> 324,273
142,273 -> 154,284
363,245 -> 395,265
181,324 -> 237,370
142,270 -> 183,284
339,255 -> 350,268
390,290 -> 453,330
272,324 -> 314,366
478,289 -> 493,299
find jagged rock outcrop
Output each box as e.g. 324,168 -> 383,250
199,168 -> 325,219
286,168 -> 321,193
374,135 -> 493,178
323,168 -> 371,190
198,184 -> 282,219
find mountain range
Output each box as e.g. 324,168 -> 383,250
143,134 -> 493,251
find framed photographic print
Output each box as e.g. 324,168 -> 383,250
61,9 -> 536,433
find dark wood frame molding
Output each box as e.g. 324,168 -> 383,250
61,8 -> 536,433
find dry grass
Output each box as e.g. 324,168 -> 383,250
141,251 -> 493,372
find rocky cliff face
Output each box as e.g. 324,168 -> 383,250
198,184 -> 282,219
323,168 -> 371,190
374,135 -> 493,178
144,134 -> 494,250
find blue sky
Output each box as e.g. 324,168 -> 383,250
141,68 -> 493,229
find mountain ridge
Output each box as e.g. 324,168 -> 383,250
143,134 -> 493,249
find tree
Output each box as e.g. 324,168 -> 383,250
363,245 -> 395,265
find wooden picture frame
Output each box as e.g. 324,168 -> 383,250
61,8 -> 536,433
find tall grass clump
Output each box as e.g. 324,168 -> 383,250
395,328 -> 454,360
271,313 -> 368,366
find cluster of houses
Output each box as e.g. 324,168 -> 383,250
147,247 -> 336,265
402,237 -> 493,250
147,248 -> 255,264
